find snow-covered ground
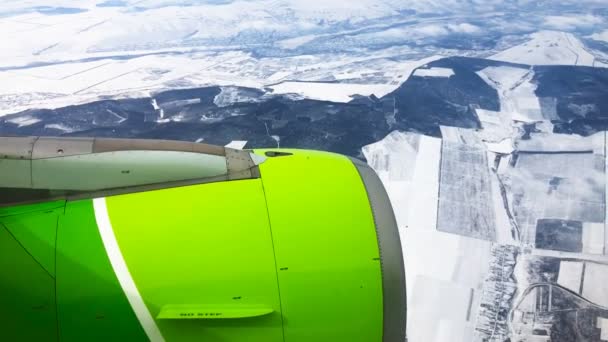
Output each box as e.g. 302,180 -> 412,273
363,131 -> 441,232
5,115 -> 41,127
0,50 -> 442,115
364,132 -> 493,342
0,0 -> 416,67
412,67 -> 455,78
484,139 -> 514,154
268,56 -> 440,102
366,54 -> 608,340
582,262 -> 608,307
476,66 -> 543,123
269,82 -> 395,102
490,31 -> 598,67
1,1 -> 607,117
591,30 -> 608,43
556,260 -> 584,291
368,127 -> 608,341
0,1 -> 430,114
2,1 -> 603,71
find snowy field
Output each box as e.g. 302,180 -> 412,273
0,50 -> 443,115
364,132 -> 493,342
490,31 -> 598,67
2,1 -> 608,117
366,125 -> 608,341
365,56 -> 608,340
476,66 -> 543,123
412,67 -> 455,78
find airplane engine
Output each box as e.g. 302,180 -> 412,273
0,137 -> 406,342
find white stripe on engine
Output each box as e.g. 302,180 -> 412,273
93,197 -> 165,342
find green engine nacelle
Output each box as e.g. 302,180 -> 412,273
0,137 -> 406,342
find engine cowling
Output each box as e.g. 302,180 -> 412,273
0,137 -> 406,342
